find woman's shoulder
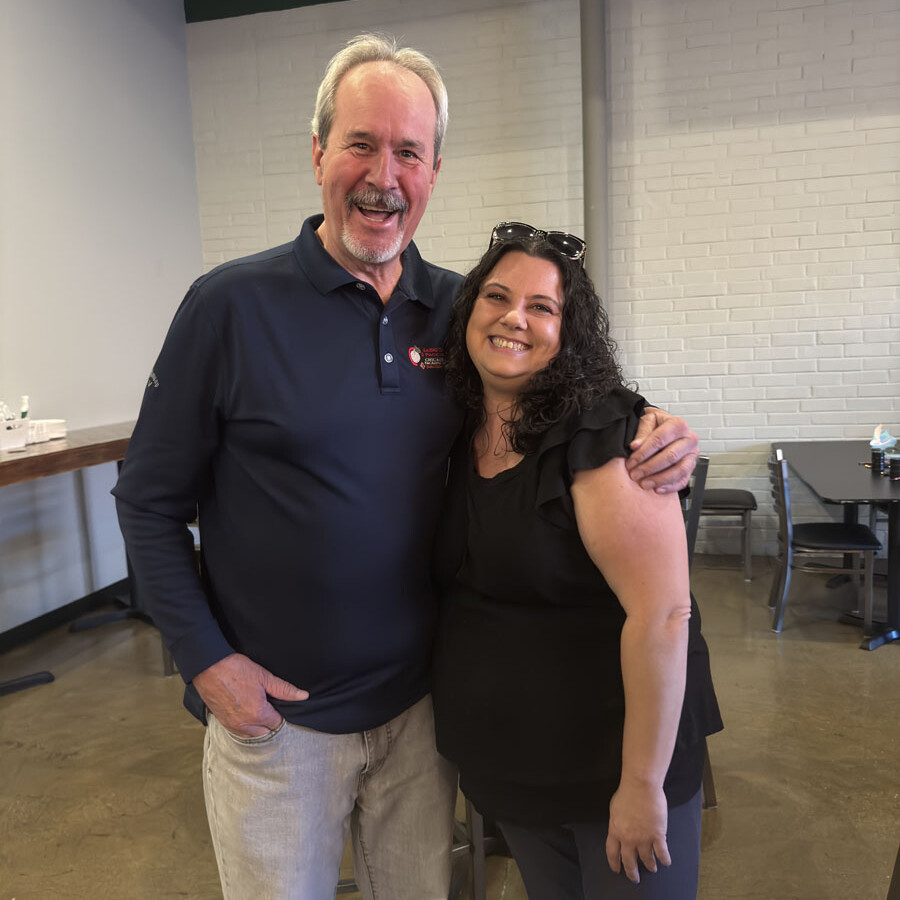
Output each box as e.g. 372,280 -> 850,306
538,385 -> 646,456
531,386 -> 647,522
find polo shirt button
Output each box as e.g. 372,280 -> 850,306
355,282 -> 366,290
384,353 -> 394,364
382,316 -> 389,325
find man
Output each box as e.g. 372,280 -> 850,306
114,34 -> 698,900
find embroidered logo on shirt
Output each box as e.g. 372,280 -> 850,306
146,370 -> 160,389
408,346 -> 444,369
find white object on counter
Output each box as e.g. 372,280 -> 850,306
1,421 -> 28,451
27,420 -> 49,443
40,419 -> 67,440
25,419 -> 67,443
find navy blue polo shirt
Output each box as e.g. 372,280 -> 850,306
114,215 -> 464,733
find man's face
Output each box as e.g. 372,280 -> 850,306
312,62 -> 441,275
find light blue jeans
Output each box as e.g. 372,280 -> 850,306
202,694 -> 457,900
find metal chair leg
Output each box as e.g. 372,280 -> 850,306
771,560 -> 791,633
742,509 -> 753,581
768,552 -> 783,611
700,745 -> 718,810
467,797 -> 487,900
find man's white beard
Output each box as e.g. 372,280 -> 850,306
341,225 -> 406,265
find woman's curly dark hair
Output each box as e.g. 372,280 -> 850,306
444,236 -> 626,454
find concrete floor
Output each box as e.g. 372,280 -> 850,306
1,555 -> 898,900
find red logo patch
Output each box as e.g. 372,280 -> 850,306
408,346 -> 444,369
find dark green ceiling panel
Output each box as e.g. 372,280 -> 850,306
185,1 -> 349,23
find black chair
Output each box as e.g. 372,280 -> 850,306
869,501 -> 890,531
700,745 -> 718,810
449,802 -> 507,900
768,454 -> 882,637
683,455 -> 710,568
700,488 -> 757,581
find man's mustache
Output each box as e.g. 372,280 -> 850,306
346,189 -> 408,215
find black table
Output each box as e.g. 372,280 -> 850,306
773,440 -> 900,650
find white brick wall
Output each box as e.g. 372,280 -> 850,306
187,0 -> 900,558
609,0 -> 900,555
186,0 -> 585,273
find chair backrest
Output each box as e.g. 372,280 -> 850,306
683,455 -> 709,568
768,454 -> 793,551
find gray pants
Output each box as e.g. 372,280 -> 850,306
203,694 -> 457,900
499,789 -> 703,900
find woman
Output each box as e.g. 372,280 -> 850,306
432,223 -> 722,899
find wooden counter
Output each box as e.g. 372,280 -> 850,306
0,421 -> 133,487
0,420 -> 135,696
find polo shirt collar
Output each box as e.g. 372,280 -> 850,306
294,214 -> 436,309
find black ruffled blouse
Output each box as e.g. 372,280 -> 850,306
432,386 -> 723,826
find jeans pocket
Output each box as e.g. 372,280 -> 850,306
219,716 -> 287,746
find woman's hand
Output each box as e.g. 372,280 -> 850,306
606,781 -> 671,884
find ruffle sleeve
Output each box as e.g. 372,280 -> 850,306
535,386 -> 646,528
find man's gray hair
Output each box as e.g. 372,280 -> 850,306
311,33 -> 448,168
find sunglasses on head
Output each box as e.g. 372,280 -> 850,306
489,221 -> 586,263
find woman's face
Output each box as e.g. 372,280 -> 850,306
465,251 -> 564,401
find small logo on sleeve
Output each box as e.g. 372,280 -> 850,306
408,346 -> 444,369
147,370 -> 160,388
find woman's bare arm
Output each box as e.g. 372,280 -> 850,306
571,457 -> 691,884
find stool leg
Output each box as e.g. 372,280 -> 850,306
742,509 -> 752,581
701,744 -> 718,810
467,798 -> 487,900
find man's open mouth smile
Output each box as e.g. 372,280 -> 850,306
348,190 -> 407,225
357,205 -> 398,223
